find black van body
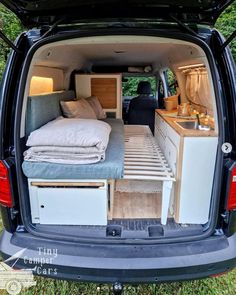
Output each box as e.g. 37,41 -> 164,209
0,0 -> 236,286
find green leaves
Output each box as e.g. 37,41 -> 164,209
216,2 -> 236,61
122,77 -> 156,96
0,4 -> 22,79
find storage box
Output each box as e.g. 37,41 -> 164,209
28,179 -> 108,225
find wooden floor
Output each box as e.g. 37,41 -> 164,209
112,191 -> 162,219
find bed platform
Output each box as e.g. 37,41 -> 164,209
27,125 -> 175,226
23,91 -> 175,226
22,118 -> 125,179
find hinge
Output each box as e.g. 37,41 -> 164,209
9,146 -> 15,156
221,211 -> 230,224
10,208 -> 19,220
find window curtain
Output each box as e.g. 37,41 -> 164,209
185,68 -> 213,115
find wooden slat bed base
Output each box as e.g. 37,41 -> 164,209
124,125 -> 175,182
125,166 -> 171,171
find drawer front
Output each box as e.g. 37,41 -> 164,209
37,187 -> 107,225
155,125 -> 165,152
165,137 -> 177,174
28,179 -> 108,226
166,124 -> 180,148
155,113 -> 167,137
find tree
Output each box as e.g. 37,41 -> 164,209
216,2 -> 236,61
0,4 -> 22,79
122,77 -> 156,96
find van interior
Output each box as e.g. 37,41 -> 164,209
19,35 -> 219,239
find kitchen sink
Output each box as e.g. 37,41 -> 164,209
175,121 -> 211,131
176,121 -> 199,129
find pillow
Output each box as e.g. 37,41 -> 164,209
86,96 -> 106,119
60,98 -> 97,119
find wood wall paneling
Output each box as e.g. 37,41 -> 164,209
91,78 -> 117,108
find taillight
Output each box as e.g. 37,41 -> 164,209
0,160 -> 13,207
227,164 -> 236,211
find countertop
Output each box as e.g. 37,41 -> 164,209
156,109 -> 218,137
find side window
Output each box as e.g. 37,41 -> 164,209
158,79 -> 164,98
157,79 -> 165,109
165,69 -> 177,96
122,76 -> 156,97
122,76 -> 157,122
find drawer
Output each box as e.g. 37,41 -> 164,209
160,119 -> 167,136
166,124 -> 180,148
165,137 -> 177,174
28,179 -> 108,225
155,126 -> 166,152
155,113 -> 167,137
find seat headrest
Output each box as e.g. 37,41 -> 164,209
137,81 -> 152,94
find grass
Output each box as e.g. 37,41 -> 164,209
0,220 -> 235,295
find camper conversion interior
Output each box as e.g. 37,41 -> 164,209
19,35 -> 218,239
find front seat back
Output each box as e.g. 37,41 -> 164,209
128,81 -> 158,134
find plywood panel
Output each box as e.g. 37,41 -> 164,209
91,78 -> 117,108
112,191 -> 162,219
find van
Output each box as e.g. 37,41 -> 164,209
0,1 -> 236,292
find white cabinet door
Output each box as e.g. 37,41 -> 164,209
37,187 -> 107,225
177,137 -> 218,224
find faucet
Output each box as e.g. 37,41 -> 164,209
196,113 -> 210,131
196,113 -> 201,127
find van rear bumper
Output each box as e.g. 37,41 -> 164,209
0,230 -> 236,283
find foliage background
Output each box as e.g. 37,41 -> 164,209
216,1 -> 236,62
0,4 -> 22,78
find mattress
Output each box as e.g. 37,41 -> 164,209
22,118 -> 124,179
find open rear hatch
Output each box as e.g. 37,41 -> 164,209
1,0 -> 234,27
0,1 -> 228,243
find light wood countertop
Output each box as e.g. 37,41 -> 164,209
156,109 -> 218,137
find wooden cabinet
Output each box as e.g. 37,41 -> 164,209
155,112 -> 218,224
75,74 -> 122,118
91,78 -> 117,109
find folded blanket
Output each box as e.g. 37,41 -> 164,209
24,117 -> 111,164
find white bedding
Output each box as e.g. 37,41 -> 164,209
24,117 -> 111,164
